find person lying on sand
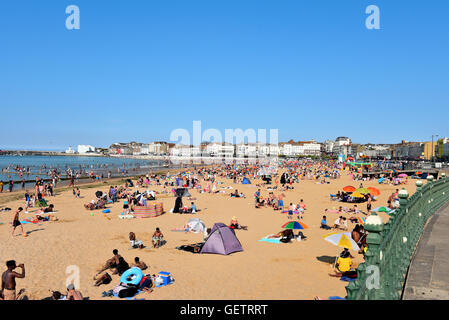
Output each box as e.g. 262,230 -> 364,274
229,216 -> 248,230
176,242 -> 204,253
267,229 -> 294,241
37,204 -> 55,214
94,272 -> 112,287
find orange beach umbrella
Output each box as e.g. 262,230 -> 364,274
343,186 -> 356,192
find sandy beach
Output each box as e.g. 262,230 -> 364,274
0,167 -> 416,300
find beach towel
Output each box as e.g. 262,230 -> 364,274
171,228 -> 190,232
329,296 -> 346,300
258,237 -> 281,244
340,276 -> 357,282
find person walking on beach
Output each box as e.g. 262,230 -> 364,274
0,181 -> 3,193
1,260 -> 25,300
8,180 -> 14,192
11,207 -> 26,237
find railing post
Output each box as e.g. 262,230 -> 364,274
415,179 -> 423,192
398,188 -> 410,290
363,212 -> 384,299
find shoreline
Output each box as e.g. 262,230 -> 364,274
0,163 -> 210,205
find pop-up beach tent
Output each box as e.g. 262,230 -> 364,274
187,218 -> 205,233
200,223 -> 243,255
242,177 -> 251,184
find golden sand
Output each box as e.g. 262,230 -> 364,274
0,171 -> 415,300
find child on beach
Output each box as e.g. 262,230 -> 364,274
24,191 -> 30,213
288,203 -> 294,220
320,216 -> 331,230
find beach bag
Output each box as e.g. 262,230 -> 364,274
114,283 -> 138,298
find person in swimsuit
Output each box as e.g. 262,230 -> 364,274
1,260 -> 25,300
11,207 -> 26,237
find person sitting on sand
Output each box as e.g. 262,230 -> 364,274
152,228 -> 164,248
129,232 -> 144,249
229,216 -> 248,230
340,217 -> 348,230
132,257 -> 148,271
95,249 -> 128,276
332,216 -> 343,229
329,249 -> 357,278
66,284 -> 84,300
320,216 -> 331,230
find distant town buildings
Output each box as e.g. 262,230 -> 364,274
66,135 -> 449,161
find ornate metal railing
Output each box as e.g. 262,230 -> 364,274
346,173 -> 449,300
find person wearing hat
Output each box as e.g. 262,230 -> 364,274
335,249 -> 353,273
66,283 -> 83,300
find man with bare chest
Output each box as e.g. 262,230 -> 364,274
1,261 -> 25,300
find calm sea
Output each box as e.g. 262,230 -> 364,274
0,155 -> 164,182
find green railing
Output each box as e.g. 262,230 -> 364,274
346,173 -> 449,300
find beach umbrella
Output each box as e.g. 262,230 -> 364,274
343,186 -> 356,192
355,188 -> 371,194
372,206 -> 392,213
282,221 -> 308,230
357,217 -> 366,225
367,187 -> 380,196
416,171 -> 422,175
351,192 -> 365,198
322,232 -> 360,251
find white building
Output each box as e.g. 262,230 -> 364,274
280,141 -> 321,156
77,145 -> 96,154
65,146 -> 75,154
148,142 -> 169,155
205,143 -> 234,157
324,140 -> 335,153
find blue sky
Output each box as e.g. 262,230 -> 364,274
1,0 -> 448,150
